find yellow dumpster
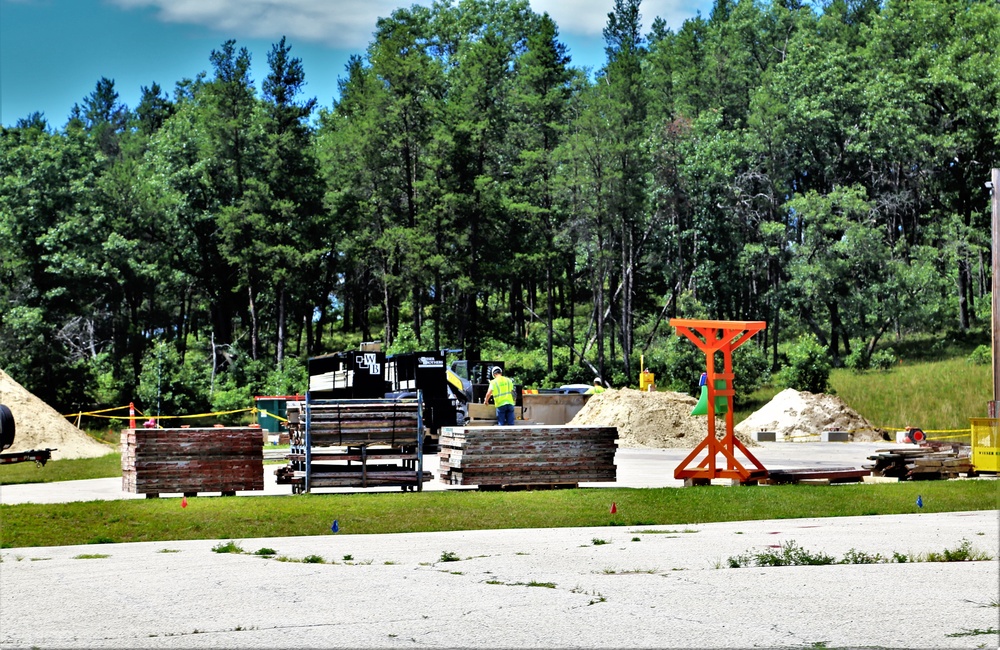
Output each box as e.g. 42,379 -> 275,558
970,418 -> 999,472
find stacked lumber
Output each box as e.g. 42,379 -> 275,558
438,425 -> 618,487
762,467 -> 871,485
865,441 -> 973,480
122,427 -> 263,495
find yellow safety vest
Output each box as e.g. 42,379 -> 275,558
490,376 -> 515,407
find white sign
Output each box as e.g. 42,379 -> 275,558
418,356 -> 443,368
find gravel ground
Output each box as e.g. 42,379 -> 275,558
1,443 -> 998,649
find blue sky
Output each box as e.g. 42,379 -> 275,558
1,0 -> 712,128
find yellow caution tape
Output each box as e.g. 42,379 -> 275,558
64,406 -> 255,422
155,408 -> 255,420
253,407 -> 289,423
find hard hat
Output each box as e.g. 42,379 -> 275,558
492,366 -> 502,375
594,377 -> 602,384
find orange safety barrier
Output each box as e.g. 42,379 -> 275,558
670,319 -> 768,485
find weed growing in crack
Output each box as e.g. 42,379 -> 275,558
724,538 -> 993,569
212,540 -> 243,554
946,628 -> 998,638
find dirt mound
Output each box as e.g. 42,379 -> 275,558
0,368 -> 113,460
734,388 -> 884,442
568,388 -> 756,449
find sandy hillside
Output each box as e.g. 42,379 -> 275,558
568,387 -> 757,449
0,368 -> 113,460
734,388 -> 884,442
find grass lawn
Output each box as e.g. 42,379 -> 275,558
0,452 -> 121,485
1,479 -> 995,549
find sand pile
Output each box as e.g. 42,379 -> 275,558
734,388 -> 884,442
0,368 -> 113,460
568,388 -> 757,449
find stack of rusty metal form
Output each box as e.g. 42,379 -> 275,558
121,427 -> 263,497
438,425 -> 618,489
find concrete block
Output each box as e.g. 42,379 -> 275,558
754,431 -> 777,442
821,430 -> 849,442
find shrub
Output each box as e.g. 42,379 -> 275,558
732,343 -> 771,398
967,345 -> 990,366
844,347 -> 869,373
776,335 -> 831,393
661,335 -> 705,396
869,348 -> 898,372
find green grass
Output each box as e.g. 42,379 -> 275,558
0,452 -> 120,485
0,480 -> 994,549
829,358 -> 991,438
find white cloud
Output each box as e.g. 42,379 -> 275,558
109,0 -> 706,48
108,0 -> 408,49
533,0 -> 702,36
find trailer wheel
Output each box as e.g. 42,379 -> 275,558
0,404 -> 15,451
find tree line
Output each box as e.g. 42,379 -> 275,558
1,0 -> 997,415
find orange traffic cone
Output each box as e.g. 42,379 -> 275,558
610,502 -> 617,514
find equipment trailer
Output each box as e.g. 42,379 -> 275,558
0,404 -> 55,465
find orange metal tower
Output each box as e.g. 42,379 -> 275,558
671,319 -> 768,485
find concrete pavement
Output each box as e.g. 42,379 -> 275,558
1,512 -> 996,648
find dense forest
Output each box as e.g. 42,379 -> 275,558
1,0 -> 997,416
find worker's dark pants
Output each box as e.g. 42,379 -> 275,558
495,404 -> 515,426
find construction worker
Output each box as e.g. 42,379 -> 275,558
483,366 -> 516,425
585,377 -> 606,394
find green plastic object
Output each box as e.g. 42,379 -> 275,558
691,380 -> 728,416
255,398 -> 286,433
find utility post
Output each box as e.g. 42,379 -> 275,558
992,168 -> 999,417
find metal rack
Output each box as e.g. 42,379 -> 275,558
280,393 -> 428,493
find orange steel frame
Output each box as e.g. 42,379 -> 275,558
671,319 -> 768,484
